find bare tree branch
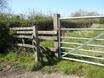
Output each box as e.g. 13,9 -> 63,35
0,0 -> 8,12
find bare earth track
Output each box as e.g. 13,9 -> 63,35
0,70 -> 82,78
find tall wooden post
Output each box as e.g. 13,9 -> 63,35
53,14 -> 61,58
32,25 -> 40,62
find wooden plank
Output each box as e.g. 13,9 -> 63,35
53,14 -> 60,30
17,43 -> 34,48
15,35 -> 57,40
38,31 -> 57,35
16,31 -> 56,35
38,36 -> 57,40
16,31 -> 33,34
53,14 -> 61,58
15,35 -> 32,39
10,27 -> 33,30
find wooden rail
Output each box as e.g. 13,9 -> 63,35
10,27 -> 33,30
38,31 -> 57,35
10,14 -> 104,67
11,26 -> 40,62
10,25 -> 59,62
17,43 -> 35,48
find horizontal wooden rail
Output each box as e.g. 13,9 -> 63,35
61,47 -> 104,54
12,30 -> 57,36
17,43 -> 35,48
10,27 -> 33,30
16,31 -> 57,35
15,35 -> 57,40
38,31 -> 57,35
16,31 -> 33,34
15,35 -> 33,39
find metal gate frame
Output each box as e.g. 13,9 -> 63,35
57,15 -> 104,67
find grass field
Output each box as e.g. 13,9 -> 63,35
40,24 -> 104,78
0,24 -> 104,78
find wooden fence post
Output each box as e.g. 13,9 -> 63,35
32,25 -> 40,62
53,14 -> 61,58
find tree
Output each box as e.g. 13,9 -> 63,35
70,10 -> 100,27
71,10 -> 99,17
99,18 -> 104,24
0,0 -> 7,11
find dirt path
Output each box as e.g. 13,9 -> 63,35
0,71 -> 83,78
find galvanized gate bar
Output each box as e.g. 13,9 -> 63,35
68,33 -> 104,53
61,42 -> 104,48
61,37 -> 104,41
62,52 -> 104,60
60,16 -> 104,20
62,57 -> 104,67
61,47 -> 104,54
61,28 -> 104,31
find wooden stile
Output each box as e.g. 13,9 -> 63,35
53,14 -> 61,58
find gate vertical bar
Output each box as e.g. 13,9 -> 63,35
32,25 -> 40,62
53,14 -> 61,58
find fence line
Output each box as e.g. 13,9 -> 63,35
10,25 -> 58,62
10,14 -> 104,67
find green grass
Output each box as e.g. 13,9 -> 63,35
1,24 -> 104,78
41,24 -> 104,78
40,40 -> 54,48
0,52 -> 104,78
0,52 -> 41,71
41,60 -> 104,78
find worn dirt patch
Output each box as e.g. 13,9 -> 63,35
0,70 -> 83,78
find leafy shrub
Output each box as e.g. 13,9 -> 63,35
0,14 -> 13,53
99,18 -> 104,24
61,20 -> 93,28
0,12 -> 94,53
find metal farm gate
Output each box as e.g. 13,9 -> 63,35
56,15 -> 104,67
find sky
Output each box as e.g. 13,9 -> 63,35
8,0 -> 104,16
